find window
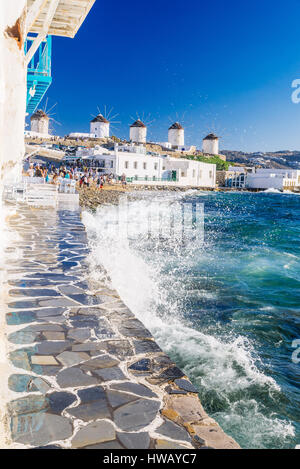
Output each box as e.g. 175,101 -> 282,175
209,171 -> 213,178
199,170 -> 202,178
143,163 -> 147,170
163,166 -> 166,170
134,162 -> 138,169
154,163 -> 158,170
192,170 -> 196,178
111,161 -> 114,168
125,161 -> 129,169
181,171 -> 186,177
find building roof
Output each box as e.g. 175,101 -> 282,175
90,114 -> 109,124
27,0 -> 96,38
169,122 -> 184,130
204,133 -> 219,140
130,119 -> 146,128
31,109 -> 49,120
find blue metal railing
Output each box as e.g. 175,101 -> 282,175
26,35 -> 52,114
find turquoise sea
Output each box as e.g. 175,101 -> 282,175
84,191 -> 300,449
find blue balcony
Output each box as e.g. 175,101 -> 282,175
26,35 -> 52,114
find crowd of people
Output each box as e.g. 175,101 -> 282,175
24,159 -> 126,190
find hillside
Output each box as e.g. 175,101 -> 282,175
221,150 -> 300,169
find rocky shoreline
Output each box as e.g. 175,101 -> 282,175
3,203 -> 240,449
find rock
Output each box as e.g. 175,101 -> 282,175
56,351 -> 90,367
11,413 -> 73,446
35,341 -> 70,355
111,382 -> 157,398
71,343 -> 105,352
6,311 -> 36,325
80,355 -> 119,371
103,340 -> 134,359
83,441 -> 123,449
117,432 -> 150,449
94,366 -> 126,382
8,374 -> 36,393
48,392 -> 77,414
8,395 -> 49,416
118,319 -> 152,339
31,356 -> 59,366
9,289 -> 60,298
71,420 -> 116,448
36,308 -> 65,318
67,399 -> 110,422
8,330 -> 37,345
133,339 -> 162,354
163,396 -> 208,424
10,349 -> 33,371
32,377 -> 52,394
77,386 -> 105,403
106,390 -> 138,409
129,359 -> 151,372
157,419 -> 192,442
43,331 -> 65,340
192,424 -> 240,449
57,367 -> 98,388
114,398 -> 161,431
67,328 -> 91,342
155,439 -> 189,449
174,379 -> 198,393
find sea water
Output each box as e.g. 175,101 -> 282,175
83,191 -> 300,449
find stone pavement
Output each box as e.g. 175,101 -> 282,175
3,204 -> 240,449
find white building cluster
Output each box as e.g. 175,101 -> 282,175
76,143 -> 216,188
246,168 -> 300,191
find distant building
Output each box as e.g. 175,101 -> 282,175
30,110 -> 49,135
203,133 -> 219,155
168,122 -> 184,148
90,114 -> 110,138
130,119 -> 147,143
77,143 -> 216,188
246,168 -> 300,191
67,132 -> 96,139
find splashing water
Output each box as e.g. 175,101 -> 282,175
83,191 -> 300,449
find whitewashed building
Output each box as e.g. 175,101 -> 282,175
203,133 -> 219,155
168,122 -> 185,148
90,114 -> 110,138
246,169 -> 300,191
80,143 -> 216,188
130,120 -> 147,143
31,110 -> 49,135
67,132 -> 96,139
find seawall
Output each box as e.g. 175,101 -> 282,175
2,201 -> 240,449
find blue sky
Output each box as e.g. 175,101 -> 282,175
38,0 -> 300,152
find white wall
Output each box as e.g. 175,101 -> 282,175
130,126 -> 147,144
116,152 -> 162,180
246,169 -> 300,190
0,0 -> 27,448
168,129 -> 184,147
90,121 -> 110,138
114,150 -> 216,187
31,117 -> 49,134
203,139 -> 219,155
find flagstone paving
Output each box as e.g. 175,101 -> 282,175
3,205 -> 240,450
